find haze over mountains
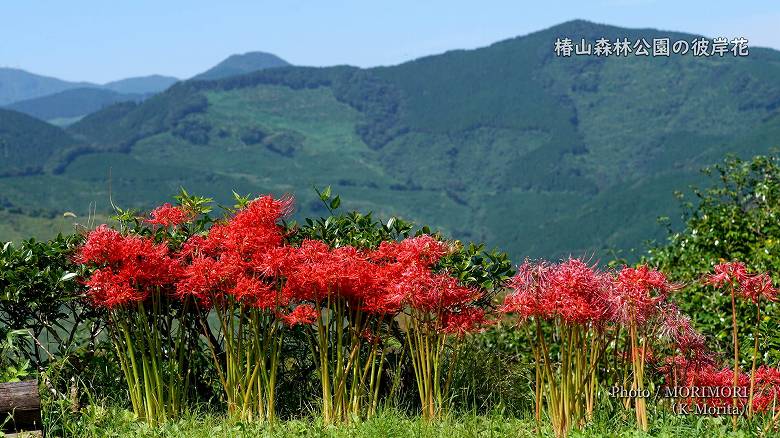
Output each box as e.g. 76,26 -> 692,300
0,51 -> 288,124
1,20 -> 779,261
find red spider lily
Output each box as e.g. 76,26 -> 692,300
205,195 -> 293,258
230,275 -> 280,309
280,239 -> 344,303
74,225 -> 127,266
280,240 -> 406,314
610,265 -> 679,326
502,258 -> 611,325
704,261 -> 749,288
390,263 -> 480,313
176,195 -> 293,307
440,307 -> 489,337
145,203 -> 194,227
500,260 -> 553,320
372,235 -> 451,267
281,304 -> 319,326
658,304 -> 708,358
703,262 -> 777,303
77,226 -> 180,307
176,255 -> 220,303
548,259 -> 612,324
83,268 -> 146,308
738,273 -> 777,303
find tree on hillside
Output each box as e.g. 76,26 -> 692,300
648,154 -> 780,364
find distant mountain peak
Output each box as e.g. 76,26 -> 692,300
192,51 -> 290,81
103,75 -> 178,94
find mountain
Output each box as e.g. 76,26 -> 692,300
103,75 -> 178,94
3,20 -> 780,261
192,52 -> 290,81
0,68 -> 94,106
0,109 -> 84,177
0,68 -> 177,105
4,88 -> 147,125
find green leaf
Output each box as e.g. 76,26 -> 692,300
320,186 -> 332,201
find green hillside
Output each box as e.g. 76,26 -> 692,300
3,20 -> 780,260
0,109 -> 85,177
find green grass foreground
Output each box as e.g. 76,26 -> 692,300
43,406 -> 764,438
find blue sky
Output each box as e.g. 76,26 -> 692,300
2,0 -> 779,83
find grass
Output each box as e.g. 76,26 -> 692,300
41,403 -> 771,438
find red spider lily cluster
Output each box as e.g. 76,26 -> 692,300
76,194 -> 491,423
175,195 -> 294,309
501,259 -> 680,327
75,193 -> 780,430
657,304 -> 709,360
501,259 -> 696,435
77,193 -> 484,328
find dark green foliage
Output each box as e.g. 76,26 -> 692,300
437,243 -> 514,302
448,324 -> 532,415
0,234 -> 102,371
172,118 -> 212,145
239,127 -> 267,145
331,70 -> 407,149
292,186 -> 416,249
264,131 -> 304,157
648,154 -> 780,363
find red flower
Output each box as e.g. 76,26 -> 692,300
501,260 -> 553,320
658,304 -> 707,358
610,265 -> 679,325
78,225 -> 181,308
704,261 -> 749,288
665,364 -> 780,414
74,225 -> 125,265
176,255 -> 220,303
229,275 -> 279,309
372,235 -> 451,267
502,258 -> 611,325
704,262 -> 778,304
281,304 -> 319,326
146,203 -> 194,227
737,272 -> 777,303
440,307 -> 489,337
83,268 -> 146,308
174,195 -> 294,309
